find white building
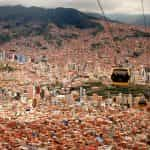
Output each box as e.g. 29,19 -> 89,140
141,66 -> 150,83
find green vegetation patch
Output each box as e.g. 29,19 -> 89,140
82,81 -> 150,97
0,63 -> 16,72
0,33 -> 11,43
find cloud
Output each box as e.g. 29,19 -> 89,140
0,0 -> 149,14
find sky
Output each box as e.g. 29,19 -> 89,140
0,0 -> 150,14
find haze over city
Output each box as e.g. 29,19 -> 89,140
0,0 -> 150,14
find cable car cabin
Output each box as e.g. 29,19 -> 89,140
111,67 -> 131,86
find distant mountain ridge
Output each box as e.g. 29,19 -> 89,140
0,6 -> 104,44
0,5 -> 102,29
86,12 -> 150,27
108,14 -> 150,27
86,12 -> 120,24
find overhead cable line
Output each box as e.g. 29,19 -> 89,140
96,0 -> 119,65
141,0 -> 147,32
141,0 -> 149,67
96,0 -> 114,40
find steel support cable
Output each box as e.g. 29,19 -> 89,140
141,0 -> 149,66
96,0 -> 114,40
96,0 -> 118,65
141,0 -> 147,31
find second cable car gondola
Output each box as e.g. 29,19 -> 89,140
111,67 -> 131,86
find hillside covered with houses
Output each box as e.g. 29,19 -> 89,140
0,5 -> 149,150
